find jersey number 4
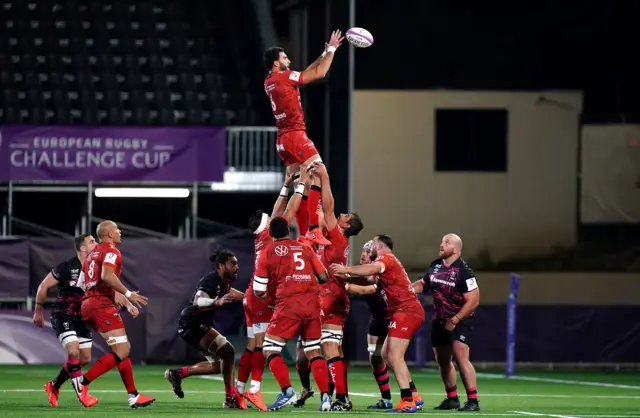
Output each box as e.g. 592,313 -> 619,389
294,252 -> 305,270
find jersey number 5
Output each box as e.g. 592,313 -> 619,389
294,252 -> 305,270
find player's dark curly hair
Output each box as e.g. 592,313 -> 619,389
345,213 -> 364,238
375,234 -> 394,250
264,47 -> 284,70
248,209 -> 265,233
210,249 -> 236,265
269,216 -> 289,239
74,234 -> 92,251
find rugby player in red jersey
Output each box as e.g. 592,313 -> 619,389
344,240 -> 424,411
236,166 -> 310,410
308,162 -> 363,410
71,221 -> 154,409
253,217 -> 333,411
331,234 -> 425,414
263,30 -> 344,245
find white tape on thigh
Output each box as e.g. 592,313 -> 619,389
302,338 -> 321,352
368,344 -> 382,356
321,329 -> 344,345
78,337 -> 93,349
207,334 -> 229,355
264,337 -> 286,353
247,326 -> 255,338
59,331 -> 78,347
205,355 -> 220,364
106,335 -> 128,346
252,322 -> 268,335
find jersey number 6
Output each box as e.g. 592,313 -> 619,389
269,93 -> 276,112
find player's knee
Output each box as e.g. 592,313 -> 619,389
305,348 -> 322,360
67,347 -> 80,359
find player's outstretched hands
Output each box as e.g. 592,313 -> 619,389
214,293 -> 235,307
330,263 -> 348,275
327,30 -> 344,50
284,170 -> 295,187
127,291 -> 148,308
126,304 -> 140,319
309,161 -> 327,177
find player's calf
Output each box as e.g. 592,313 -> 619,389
264,336 -> 298,411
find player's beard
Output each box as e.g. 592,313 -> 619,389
278,62 -> 289,71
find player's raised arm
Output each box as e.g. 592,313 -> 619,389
33,271 -> 59,327
270,170 -> 295,218
282,165 -> 310,224
300,30 -> 344,84
310,162 -> 338,230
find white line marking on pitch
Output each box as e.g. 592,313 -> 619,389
512,411 -> 580,418
480,373 -> 640,390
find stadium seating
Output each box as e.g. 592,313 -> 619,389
0,0 -> 271,126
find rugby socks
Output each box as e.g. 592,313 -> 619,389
400,388 -> 413,403
466,387 -> 478,400
296,360 -> 312,391
63,357 -> 82,378
177,367 -> 189,378
327,357 -> 347,403
328,368 -> 335,396
341,357 -> 349,397
308,185 -> 322,230
52,367 -> 70,389
446,385 -> 459,399
236,348 -> 253,394
117,358 -> 139,396
310,356 -> 330,394
224,385 -> 234,397
82,352 -> 121,384
295,196 -> 309,236
249,347 -> 265,393
373,363 -> 392,400
410,380 -> 419,397
267,354 -> 292,392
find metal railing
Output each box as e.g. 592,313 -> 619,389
226,126 -> 281,172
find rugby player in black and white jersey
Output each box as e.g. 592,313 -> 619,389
412,233 -> 481,412
33,234 -> 139,407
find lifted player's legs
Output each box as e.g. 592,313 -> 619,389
367,334 -> 393,409
433,345 -> 461,410
452,340 -> 480,411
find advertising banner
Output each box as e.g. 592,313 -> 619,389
0,125 -> 226,182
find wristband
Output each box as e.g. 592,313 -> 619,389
280,185 -> 289,197
124,290 -> 132,298
327,45 -> 337,53
345,283 -> 351,292
295,182 -> 305,195
35,302 -> 44,307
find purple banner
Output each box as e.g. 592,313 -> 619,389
0,125 -> 226,182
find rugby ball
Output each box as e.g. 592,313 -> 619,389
346,27 -> 374,48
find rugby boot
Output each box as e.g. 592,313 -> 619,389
164,369 -> 184,398
44,381 -> 59,407
368,398 -> 393,409
306,228 -> 331,246
318,393 -> 332,411
434,396 -> 460,410
128,393 -> 155,408
459,400 -> 480,412
387,400 -> 418,413
330,399 -> 349,411
70,377 -> 98,408
244,390 -> 267,411
267,387 -> 297,411
413,392 -> 424,410
294,387 -> 314,407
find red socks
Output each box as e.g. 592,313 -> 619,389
446,385 -> 458,398
84,352 -> 119,383
250,348 -> 265,382
64,357 -> 82,378
295,197 -> 309,235
327,357 -> 346,398
310,356 -> 329,394
237,349 -> 253,384
342,357 -> 349,397
177,367 -> 189,378
467,387 -> 478,399
267,354 -> 291,390
117,357 -> 138,394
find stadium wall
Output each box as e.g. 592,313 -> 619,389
351,90 -> 583,269
1,239 -> 639,367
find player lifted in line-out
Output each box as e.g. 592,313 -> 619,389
344,240 -> 424,410
237,165 -> 310,410
71,221 -> 153,409
332,235 -> 425,413
412,234 -> 481,412
263,30 -> 344,246
33,233 -> 140,407
165,250 -> 246,409
254,217 -> 333,411
306,162 -> 364,410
